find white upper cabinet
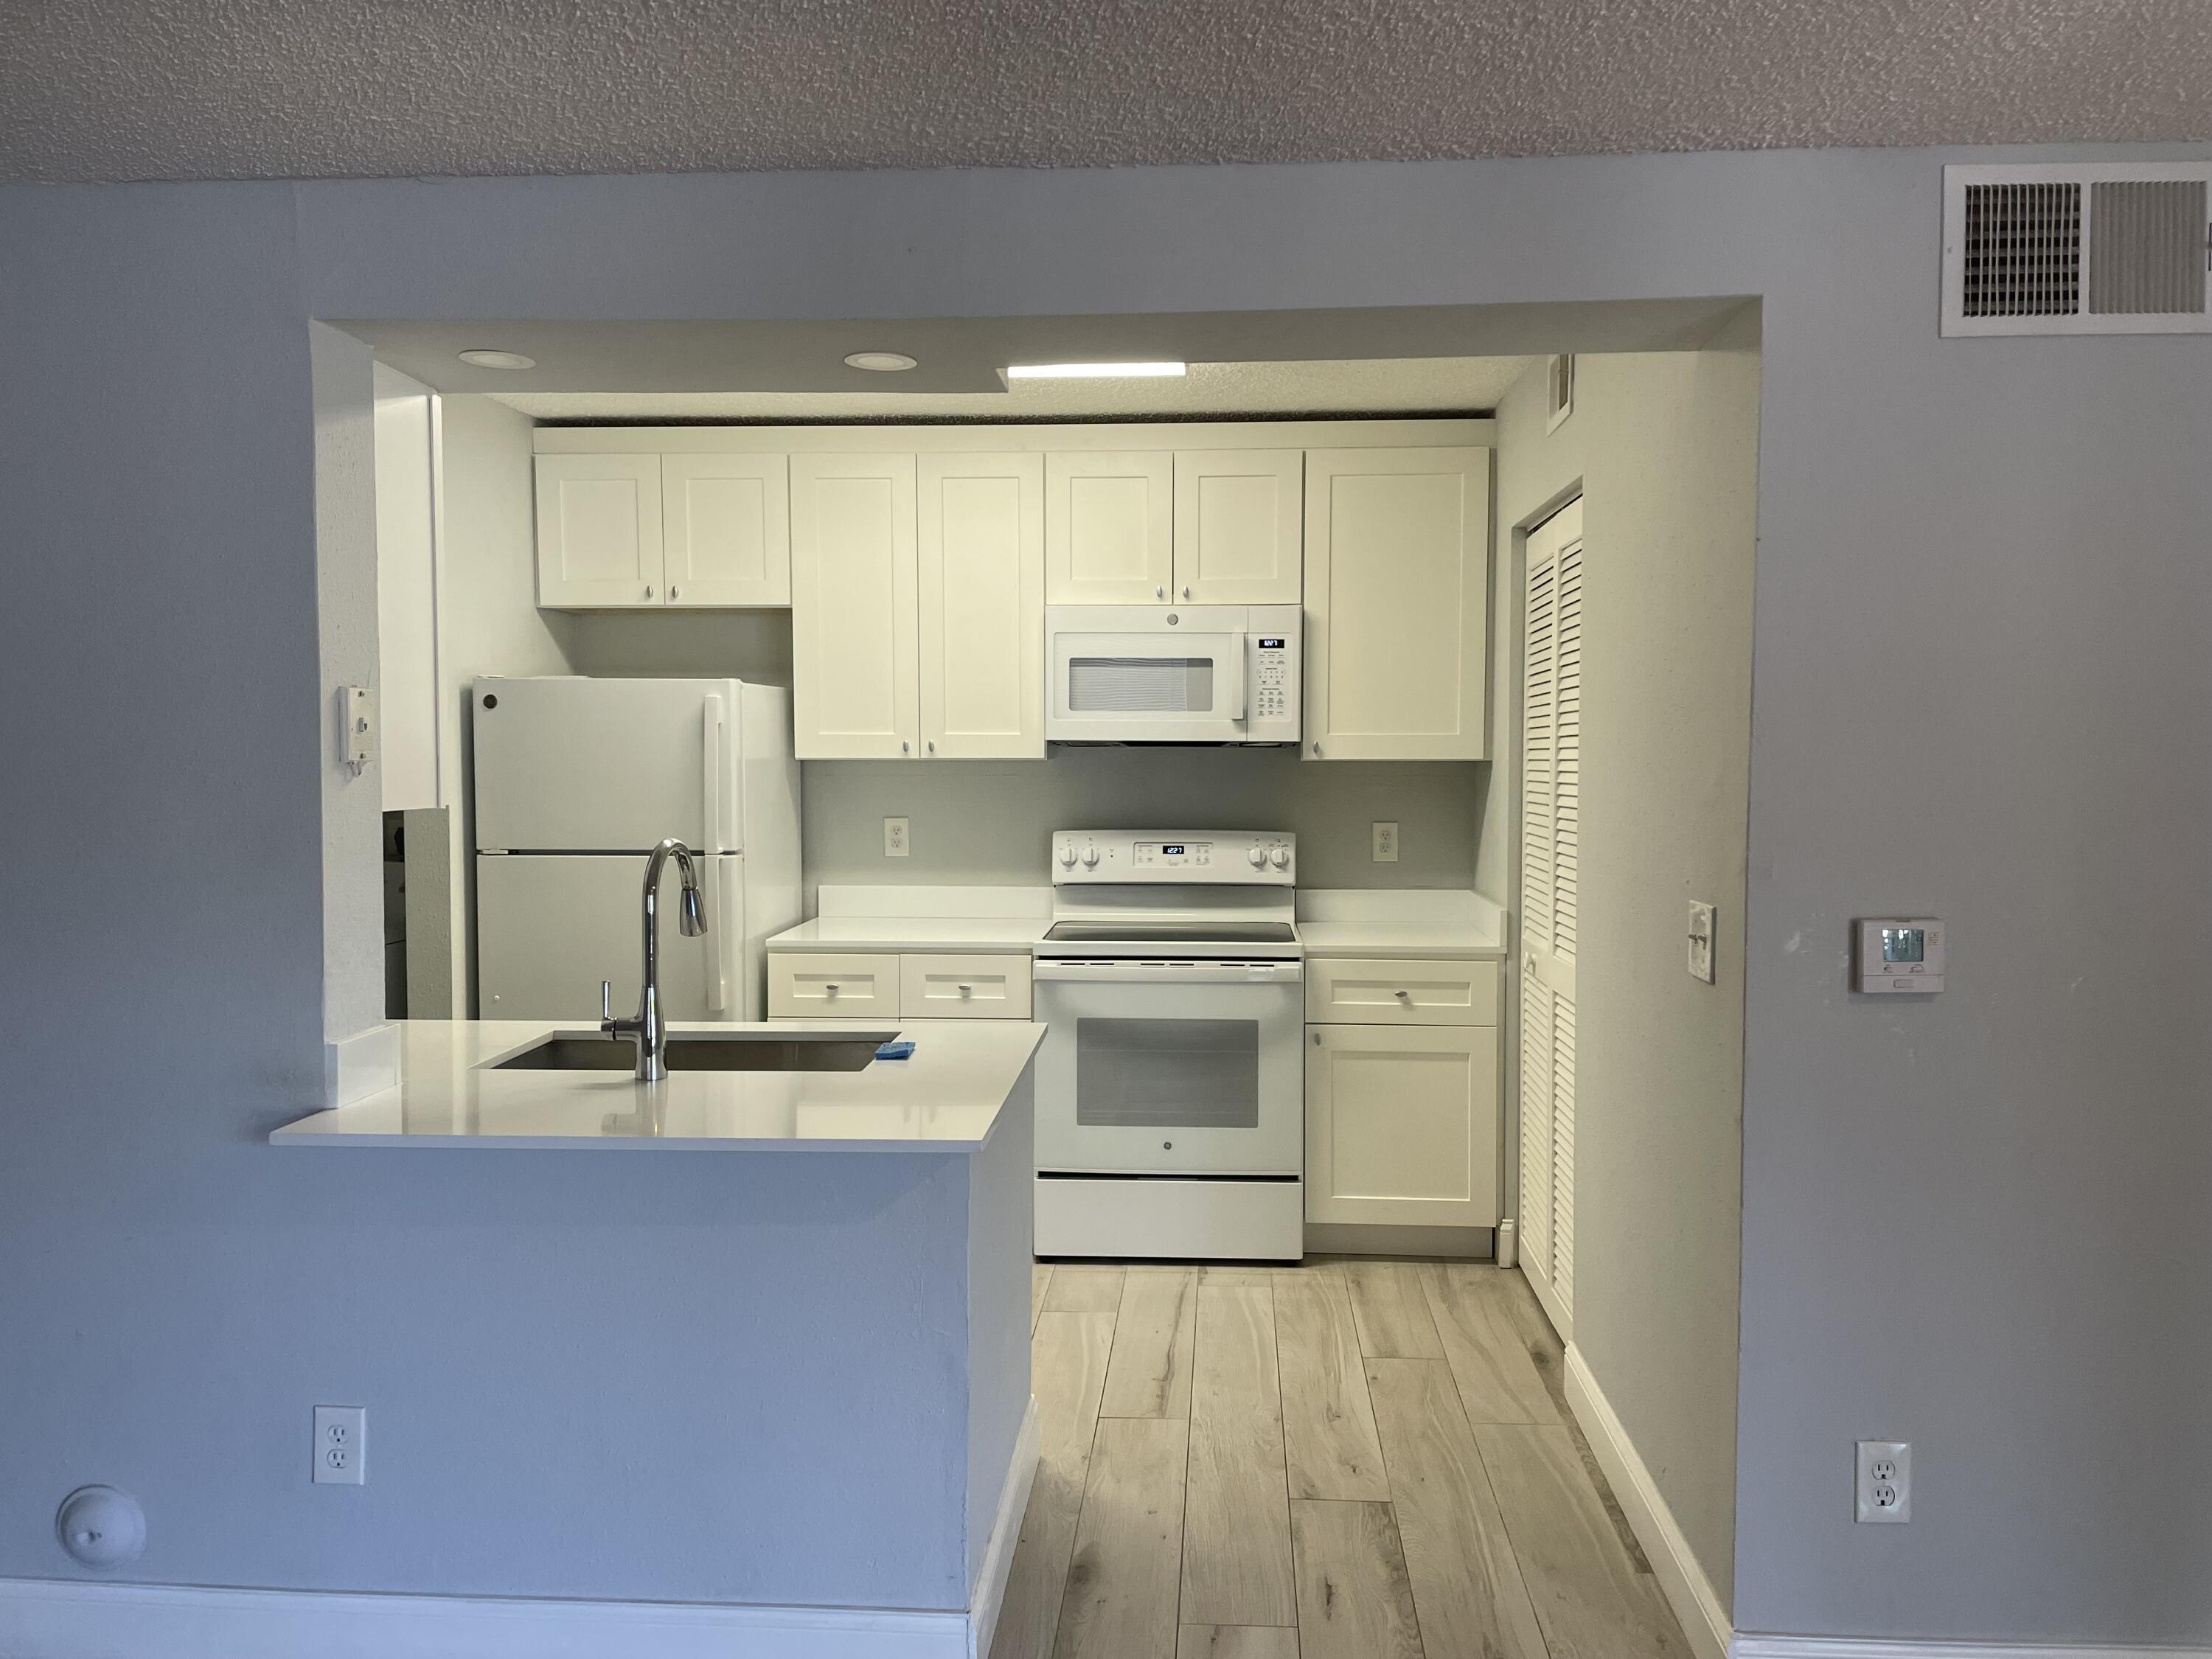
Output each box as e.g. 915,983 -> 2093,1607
1171,449 -> 1303,604
661,453 -> 790,606
1045,451 -> 1174,603
917,452 -> 1046,759
1303,447 -> 1491,761
790,453 -> 919,759
535,453 -> 664,608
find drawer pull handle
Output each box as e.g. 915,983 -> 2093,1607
824,984 -> 840,995
1394,988 -> 1413,1002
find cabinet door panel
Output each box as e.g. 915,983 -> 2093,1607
918,452 -> 1045,758
1046,451 -> 1173,603
535,453 -> 664,608
1307,1024 -> 1499,1227
1304,448 -> 1489,760
1173,448 -> 1302,604
664,453 -> 790,606
790,453 -> 918,759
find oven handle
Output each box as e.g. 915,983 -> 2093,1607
1034,959 -> 1304,984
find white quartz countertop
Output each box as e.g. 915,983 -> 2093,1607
767,917 -> 1048,952
1294,889 -> 1509,959
272,1018 -> 1044,1152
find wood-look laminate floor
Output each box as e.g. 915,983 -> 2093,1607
997,1258 -> 1688,1659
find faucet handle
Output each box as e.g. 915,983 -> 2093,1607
600,979 -> 613,1031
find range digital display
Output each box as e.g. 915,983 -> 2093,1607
1161,844 -> 1186,856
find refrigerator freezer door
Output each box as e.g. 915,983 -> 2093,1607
471,677 -> 742,854
476,853 -> 745,1021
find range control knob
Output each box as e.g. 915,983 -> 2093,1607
1058,842 -> 1077,869
1270,844 -> 1291,870
1247,844 -> 1267,869
1082,841 -> 1100,869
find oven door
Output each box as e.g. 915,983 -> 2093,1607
1032,960 -> 1303,1175
1047,619 -> 1248,742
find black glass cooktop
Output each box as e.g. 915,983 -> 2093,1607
1042,922 -> 1298,945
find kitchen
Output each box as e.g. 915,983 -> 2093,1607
291,324 -> 1758,1659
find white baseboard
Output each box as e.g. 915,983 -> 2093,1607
1564,1343 -> 1733,1659
967,1395 -> 1040,1659
0,1408 -> 1043,1659
1733,1642 -> 2212,1659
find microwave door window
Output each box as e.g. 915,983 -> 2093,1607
1068,655 -> 1216,714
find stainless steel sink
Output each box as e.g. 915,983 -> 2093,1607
492,1033 -> 894,1073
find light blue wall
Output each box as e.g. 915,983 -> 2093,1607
2,143 -> 2208,1641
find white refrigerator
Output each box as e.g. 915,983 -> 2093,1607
471,677 -> 801,1021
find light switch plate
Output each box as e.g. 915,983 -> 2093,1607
883,817 -> 910,858
341,686 -> 377,775
1372,822 -> 1399,863
1687,901 -> 1717,983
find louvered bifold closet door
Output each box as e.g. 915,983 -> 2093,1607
1520,498 -> 1582,1328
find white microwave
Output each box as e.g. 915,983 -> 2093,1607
1046,605 -> 1301,744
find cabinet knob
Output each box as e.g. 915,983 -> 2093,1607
669,585 -> 680,600
958,984 -> 973,996
1314,1031 -> 1322,1045
928,740 -> 936,753
1155,585 -> 1165,599
825,984 -> 840,995
901,740 -> 910,753
1395,988 -> 1413,1002
1182,585 -> 1191,599
1312,742 -> 1324,757
643,585 -> 654,599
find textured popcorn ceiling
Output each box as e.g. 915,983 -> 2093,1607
490,358 -> 1537,422
3,0 -> 2207,183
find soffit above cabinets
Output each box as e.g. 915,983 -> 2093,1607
493,358 -> 1535,423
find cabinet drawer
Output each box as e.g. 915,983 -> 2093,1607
898,953 -> 1033,1019
768,953 -> 900,1019
1305,956 -> 1499,1026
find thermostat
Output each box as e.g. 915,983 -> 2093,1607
1855,919 -> 1944,993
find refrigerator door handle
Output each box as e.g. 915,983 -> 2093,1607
703,694 -> 729,1015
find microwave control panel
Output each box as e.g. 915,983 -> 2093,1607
1244,606 -> 1302,742
1054,830 -> 1295,884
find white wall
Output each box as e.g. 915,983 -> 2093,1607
4,145 -> 2210,1642
373,363 -> 441,812
312,322 -> 385,1043
1492,347 -> 1761,1613
433,394 -> 575,1015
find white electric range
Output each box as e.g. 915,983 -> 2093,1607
1032,830 -> 1304,1262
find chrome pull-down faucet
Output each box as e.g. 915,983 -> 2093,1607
601,838 -> 707,1081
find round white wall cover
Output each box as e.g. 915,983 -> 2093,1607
456,349 -> 536,369
56,1485 -> 145,1568
843,351 -> 917,372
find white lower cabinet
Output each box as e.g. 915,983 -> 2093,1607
767,953 -> 901,1020
769,950 -> 1034,1020
1304,956 -> 1501,1228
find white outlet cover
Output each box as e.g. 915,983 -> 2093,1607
1856,1439 -> 1910,1523
314,1406 -> 366,1486
883,816 -> 910,858
1687,901 -> 1717,984
1372,821 -> 1399,862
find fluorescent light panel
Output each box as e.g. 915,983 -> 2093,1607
1005,361 -> 1187,380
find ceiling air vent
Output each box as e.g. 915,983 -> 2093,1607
1943,163 -> 2211,336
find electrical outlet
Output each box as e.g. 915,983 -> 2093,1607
1856,1440 -> 1909,1522
313,1406 -> 366,1486
883,817 -> 909,858
1372,821 -> 1399,863
1687,901 -> 1717,984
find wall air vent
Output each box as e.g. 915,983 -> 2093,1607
1943,163 -> 2211,336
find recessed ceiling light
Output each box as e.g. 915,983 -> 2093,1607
844,351 -> 919,372
456,349 -> 536,370
1005,361 -> 1187,380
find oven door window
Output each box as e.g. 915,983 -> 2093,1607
1074,1018 -> 1259,1130
1067,655 -> 1216,714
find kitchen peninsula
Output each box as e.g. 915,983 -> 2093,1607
269,1018 -> 1042,1646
